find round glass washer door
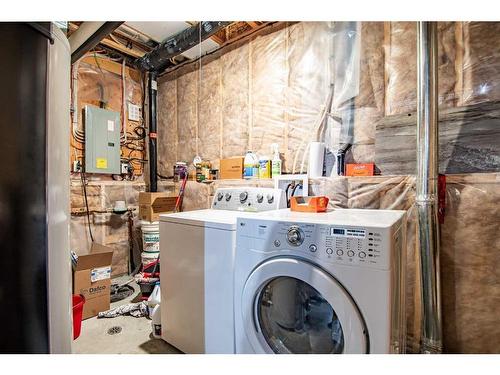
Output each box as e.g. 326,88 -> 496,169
241,257 -> 368,354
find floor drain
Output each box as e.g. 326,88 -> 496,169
107,326 -> 122,335
110,284 -> 135,303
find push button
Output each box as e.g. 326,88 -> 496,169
326,248 -> 333,255
359,251 -> 367,258
347,250 -> 355,257
309,244 -> 317,253
336,249 -> 343,256
274,240 -> 281,247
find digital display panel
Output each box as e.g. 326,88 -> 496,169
331,228 -> 345,236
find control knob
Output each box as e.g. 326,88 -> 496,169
286,226 -> 304,246
256,193 -> 264,203
217,192 -> 224,201
225,193 -> 232,201
267,194 -> 274,204
239,191 -> 248,203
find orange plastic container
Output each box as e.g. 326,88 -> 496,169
290,196 -> 329,213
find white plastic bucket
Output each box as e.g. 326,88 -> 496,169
141,220 -> 160,253
141,220 -> 160,267
141,251 -> 159,268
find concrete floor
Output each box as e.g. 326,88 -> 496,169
73,276 -> 182,354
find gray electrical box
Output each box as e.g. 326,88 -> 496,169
84,105 -> 121,174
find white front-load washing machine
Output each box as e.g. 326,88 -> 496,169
159,187 -> 286,354
234,208 -> 407,354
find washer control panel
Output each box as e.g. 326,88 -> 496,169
211,187 -> 286,212
237,217 -> 403,271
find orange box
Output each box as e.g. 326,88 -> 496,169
346,163 -> 375,177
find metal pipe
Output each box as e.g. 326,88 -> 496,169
416,21 -> 443,354
148,71 -> 158,192
135,21 -> 231,72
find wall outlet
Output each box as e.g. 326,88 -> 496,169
121,162 -> 129,175
73,160 -> 82,173
127,102 -> 141,122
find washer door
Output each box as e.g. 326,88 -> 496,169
241,257 -> 368,354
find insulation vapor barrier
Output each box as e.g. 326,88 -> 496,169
158,22 -> 335,174
154,21 -> 500,354
158,21 -> 500,176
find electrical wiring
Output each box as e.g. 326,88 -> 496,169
285,182 -> 293,208
125,157 -> 148,164
291,183 -> 303,198
125,126 -> 146,141
80,171 -> 94,243
120,58 -> 128,145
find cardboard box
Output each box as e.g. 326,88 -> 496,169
346,163 -> 375,177
139,192 -> 178,222
220,157 -> 244,179
73,243 -> 114,320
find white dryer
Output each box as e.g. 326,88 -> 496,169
234,208 -> 407,354
159,187 -> 286,354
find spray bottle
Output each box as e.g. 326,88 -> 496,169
271,143 -> 282,177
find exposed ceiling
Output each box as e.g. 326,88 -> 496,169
68,21 -> 269,69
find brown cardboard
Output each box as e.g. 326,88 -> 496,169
139,192 -> 178,222
220,157 -> 244,179
73,243 -> 114,320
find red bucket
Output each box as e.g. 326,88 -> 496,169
72,294 -> 85,340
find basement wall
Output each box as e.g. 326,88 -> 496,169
155,21 -> 500,354
70,55 -> 148,276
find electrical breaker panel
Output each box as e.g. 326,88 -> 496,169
84,105 -> 121,174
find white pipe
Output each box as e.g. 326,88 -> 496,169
68,22 -> 106,54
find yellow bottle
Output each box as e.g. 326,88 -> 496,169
258,156 -> 271,179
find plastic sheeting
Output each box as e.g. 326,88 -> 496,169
157,22 -> 333,175
158,21 -> 500,177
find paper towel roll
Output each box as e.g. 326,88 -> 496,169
308,142 -> 325,178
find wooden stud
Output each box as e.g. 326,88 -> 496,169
81,55 -> 141,82
219,59 -> 224,160
383,22 -> 392,117
248,39 -> 253,151
100,37 -> 146,58
454,22 -> 464,107
246,22 -> 260,29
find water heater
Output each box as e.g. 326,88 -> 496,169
0,23 -> 72,353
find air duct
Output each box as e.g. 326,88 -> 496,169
135,21 -> 231,72
416,21 -> 443,354
70,22 -> 124,63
